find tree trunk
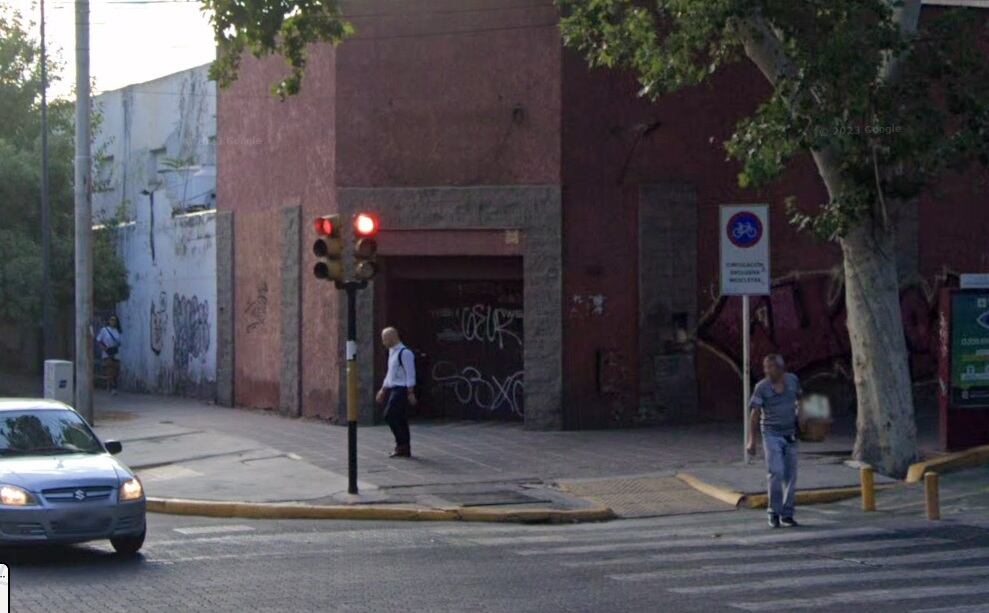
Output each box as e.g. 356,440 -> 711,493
841,219 -> 917,477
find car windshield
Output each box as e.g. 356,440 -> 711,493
0,409 -> 103,455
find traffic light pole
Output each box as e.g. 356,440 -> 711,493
342,280 -> 367,495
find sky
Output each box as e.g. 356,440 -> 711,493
10,0 -> 215,99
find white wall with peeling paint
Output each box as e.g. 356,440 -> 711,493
93,66 -> 217,398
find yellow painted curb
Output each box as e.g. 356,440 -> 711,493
676,474 -> 890,509
676,473 -> 745,507
146,497 -> 615,524
906,444 -> 989,483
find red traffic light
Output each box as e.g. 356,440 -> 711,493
314,215 -> 337,236
354,212 -> 378,237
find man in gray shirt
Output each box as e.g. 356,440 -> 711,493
746,354 -> 802,528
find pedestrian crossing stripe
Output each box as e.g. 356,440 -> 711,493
731,584 -> 989,611
669,564 -> 989,594
514,526 -> 888,556
613,546 -> 989,582
559,537 -> 950,568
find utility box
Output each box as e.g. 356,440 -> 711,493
43,360 -> 74,405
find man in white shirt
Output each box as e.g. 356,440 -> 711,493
375,327 -> 417,458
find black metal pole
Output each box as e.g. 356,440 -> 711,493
346,284 -> 358,495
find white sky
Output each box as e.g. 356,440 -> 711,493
11,0 -> 215,99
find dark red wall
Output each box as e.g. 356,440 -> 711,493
560,53 -> 839,426
335,0 -> 562,187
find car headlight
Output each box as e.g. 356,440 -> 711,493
0,484 -> 37,506
119,478 -> 144,501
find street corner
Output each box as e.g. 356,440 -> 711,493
555,474 -> 737,518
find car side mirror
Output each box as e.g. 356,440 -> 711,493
105,440 -> 123,455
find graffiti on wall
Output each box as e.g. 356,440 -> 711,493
420,281 -> 525,419
244,281 -> 269,333
431,361 -> 525,417
434,304 -> 523,349
696,270 -> 955,387
173,294 -> 211,370
149,292 -> 168,355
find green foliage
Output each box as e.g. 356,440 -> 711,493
0,4 -> 129,327
203,0 -> 353,98
558,0 -> 989,241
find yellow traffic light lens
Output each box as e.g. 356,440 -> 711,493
355,238 -> 377,259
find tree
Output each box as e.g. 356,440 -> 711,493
203,0 -> 352,98
558,0 -> 989,476
201,0 -> 989,476
0,5 -> 129,349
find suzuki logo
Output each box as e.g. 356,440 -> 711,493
73,489 -> 86,501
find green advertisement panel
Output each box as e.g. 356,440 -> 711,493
951,291 -> 989,408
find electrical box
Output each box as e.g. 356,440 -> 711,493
43,360 -> 74,405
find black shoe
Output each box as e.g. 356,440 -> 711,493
781,516 -> 799,527
768,514 -> 781,529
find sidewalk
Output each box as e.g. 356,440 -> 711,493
80,390 -> 945,520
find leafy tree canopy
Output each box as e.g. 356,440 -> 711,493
204,0 -> 352,98
557,0 -> 989,240
0,4 -> 129,328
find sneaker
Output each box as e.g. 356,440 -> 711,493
781,517 -> 799,527
768,514 -> 781,529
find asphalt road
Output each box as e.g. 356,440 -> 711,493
7,504 -> 989,613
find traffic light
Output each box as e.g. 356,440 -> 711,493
353,212 -> 378,280
313,214 -> 344,282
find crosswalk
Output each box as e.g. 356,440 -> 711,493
447,510 -> 989,612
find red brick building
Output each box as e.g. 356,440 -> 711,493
215,0 -> 989,429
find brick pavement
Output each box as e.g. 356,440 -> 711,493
90,391 -> 889,489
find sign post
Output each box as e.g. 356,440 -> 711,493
720,205 -> 771,463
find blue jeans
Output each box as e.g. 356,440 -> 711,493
763,432 -> 798,518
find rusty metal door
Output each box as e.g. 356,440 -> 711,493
388,278 -> 524,421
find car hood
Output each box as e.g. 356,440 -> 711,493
0,454 -> 132,491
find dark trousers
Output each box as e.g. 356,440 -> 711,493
384,387 -> 411,448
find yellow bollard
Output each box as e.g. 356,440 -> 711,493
860,466 -> 876,512
925,472 -> 940,521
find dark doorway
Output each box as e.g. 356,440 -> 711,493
381,257 -> 524,421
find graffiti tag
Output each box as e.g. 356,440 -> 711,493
431,361 -> 524,416
173,294 -> 210,370
244,281 -> 269,334
456,304 -> 522,349
149,292 -> 168,355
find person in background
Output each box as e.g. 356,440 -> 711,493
746,353 -> 802,528
96,315 -> 123,395
375,326 -> 417,458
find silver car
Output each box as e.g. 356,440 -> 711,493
0,399 -> 146,554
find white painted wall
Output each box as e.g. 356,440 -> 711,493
93,66 -> 217,398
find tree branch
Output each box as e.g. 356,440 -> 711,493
880,0 -> 922,84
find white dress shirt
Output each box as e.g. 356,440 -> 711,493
383,344 -> 416,389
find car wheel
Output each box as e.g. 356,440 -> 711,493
110,530 -> 145,555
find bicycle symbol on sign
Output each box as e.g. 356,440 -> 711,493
727,211 -> 763,248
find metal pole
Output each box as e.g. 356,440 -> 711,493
346,285 -> 358,495
40,0 -> 54,360
74,0 -> 94,423
861,466 -> 876,512
742,294 -> 751,464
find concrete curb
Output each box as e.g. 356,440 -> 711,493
906,444 -> 989,483
146,497 -> 616,524
675,473 -> 745,507
676,472 -> 884,509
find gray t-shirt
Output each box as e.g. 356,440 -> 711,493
750,373 -> 801,435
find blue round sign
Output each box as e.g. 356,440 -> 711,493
727,211 -> 763,248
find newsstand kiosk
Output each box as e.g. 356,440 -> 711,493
938,280 -> 989,450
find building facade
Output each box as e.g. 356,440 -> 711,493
93,65 -> 218,398
216,1 -> 989,428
